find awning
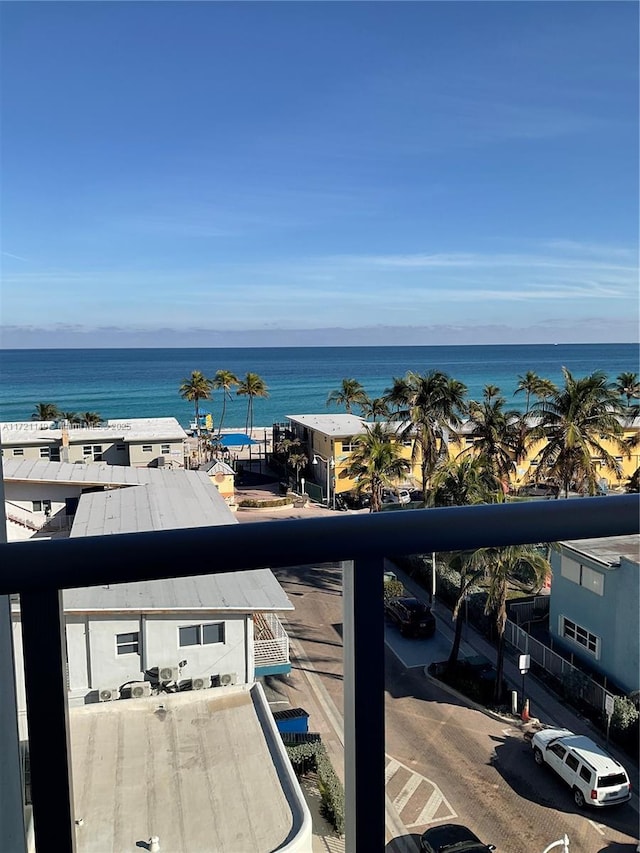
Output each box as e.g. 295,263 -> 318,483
218,433 -> 259,447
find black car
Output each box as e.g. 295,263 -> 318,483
384,596 -> 436,638
420,823 -> 495,853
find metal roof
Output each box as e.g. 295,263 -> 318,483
3,458 -> 190,486
0,417 -> 187,444
287,413 -> 369,437
201,459 -> 235,476
63,568 -> 293,612
559,535 -> 639,568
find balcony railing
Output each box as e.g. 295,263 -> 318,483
0,495 -> 638,853
254,611 -> 290,675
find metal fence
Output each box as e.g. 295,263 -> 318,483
507,595 -> 550,625
504,619 -> 615,713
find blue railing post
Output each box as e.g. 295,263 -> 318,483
344,557 -> 386,851
20,588 -> 76,852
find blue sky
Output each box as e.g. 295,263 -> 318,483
1,1 -> 638,346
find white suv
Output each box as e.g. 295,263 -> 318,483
531,728 -> 631,808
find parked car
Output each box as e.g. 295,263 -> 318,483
382,488 -> 411,505
420,823 -> 495,852
384,596 -> 436,638
341,491 -> 371,510
530,728 -> 631,808
448,654 -> 508,704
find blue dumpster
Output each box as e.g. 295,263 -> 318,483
273,707 -> 309,734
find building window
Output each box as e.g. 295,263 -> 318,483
83,446 -> 92,457
116,444 -> 126,452
116,632 -> 140,655
50,447 -> 60,461
561,616 -> 599,657
161,444 -> 170,455
83,444 -> 103,461
12,448 -> 24,456
32,500 -> 52,513
179,623 -> 225,647
341,438 -> 359,452
40,447 -> 50,458
142,445 -> 153,453
560,559 -> 604,596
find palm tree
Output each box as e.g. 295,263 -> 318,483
212,369 -> 239,437
237,372 -> 269,435
529,368 -> 628,497
383,376 -> 414,415
429,458 -> 503,673
179,370 -> 213,436
477,545 -> 550,703
483,384 -> 501,404
515,371 -> 541,414
346,422 -> 410,512
388,371 -> 467,496
360,397 -> 390,422
459,392 -> 519,484
32,403 -> 60,421
287,450 -> 308,491
81,412 -> 102,427
326,378 -> 369,414
615,372 -> 640,410
60,411 -> 81,425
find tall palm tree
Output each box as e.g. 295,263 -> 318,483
287,450 -> 308,491
388,371 -> 467,496
179,370 -> 213,436
212,369 -> 239,437
477,545 -> 550,703
460,392 -> 520,484
32,403 -> 60,421
81,412 -> 102,427
515,371 -> 540,414
615,372 -> 640,410
360,397 -> 390,422
483,384 -> 501,404
529,368 -> 627,497
326,378 -> 369,414
346,422 -> 410,512
237,372 -> 269,435
383,376 -> 414,415
429,457 -> 503,673
60,411 -> 81,425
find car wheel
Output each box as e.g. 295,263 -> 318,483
573,787 -> 586,808
533,748 -> 544,766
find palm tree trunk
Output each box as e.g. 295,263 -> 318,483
218,394 -> 227,438
446,601 -> 465,675
494,629 -> 506,705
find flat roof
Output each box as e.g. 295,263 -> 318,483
287,413 -> 369,437
0,417 -> 187,444
63,568 -> 294,612
69,684 -> 311,853
559,535 -> 639,568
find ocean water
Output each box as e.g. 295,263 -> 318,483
1,344 -> 637,429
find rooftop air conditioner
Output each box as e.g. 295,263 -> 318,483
219,672 -> 237,687
98,687 -> 118,702
130,682 -> 151,699
191,676 -> 209,691
158,665 -> 180,683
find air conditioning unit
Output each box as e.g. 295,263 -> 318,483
130,682 -> 151,699
158,665 -> 180,683
191,676 -> 209,691
219,672 -> 237,687
98,687 -> 118,702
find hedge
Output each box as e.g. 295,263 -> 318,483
237,497 -> 294,508
285,740 -> 345,834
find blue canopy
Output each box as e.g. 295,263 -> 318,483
218,433 -> 259,446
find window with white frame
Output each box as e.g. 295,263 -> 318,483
83,444 -> 103,461
561,616 -> 599,657
116,632 -> 140,655
161,444 -> 170,455
13,448 -> 24,456
341,438 -> 359,452
32,500 -> 52,513
179,622 -> 225,646
40,447 -> 50,458
560,558 -> 604,595
142,444 -> 153,453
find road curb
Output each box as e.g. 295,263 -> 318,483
423,667 -> 522,727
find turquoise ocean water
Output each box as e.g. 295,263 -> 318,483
1,344 -> 638,430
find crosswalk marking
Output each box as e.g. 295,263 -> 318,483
393,775 -> 423,812
413,788 -> 444,826
385,754 -> 457,829
385,758 -> 401,784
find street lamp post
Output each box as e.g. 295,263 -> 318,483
313,453 -> 335,509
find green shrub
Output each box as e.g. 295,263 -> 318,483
285,740 -> 345,834
610,695 -> 640,753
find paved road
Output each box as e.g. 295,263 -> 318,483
268,560 -> 639,853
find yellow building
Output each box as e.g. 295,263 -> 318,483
284,414 -> 419,504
